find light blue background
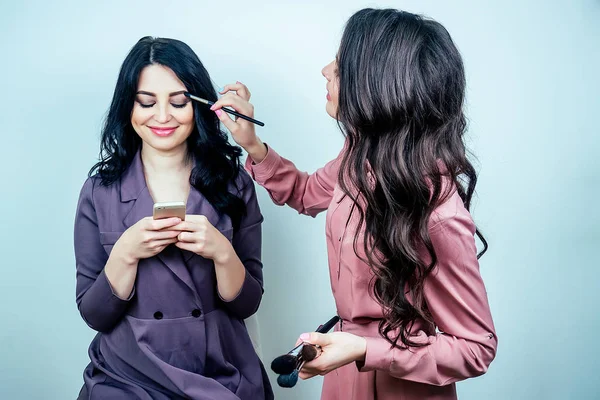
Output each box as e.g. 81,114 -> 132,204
0,1 -> 598,399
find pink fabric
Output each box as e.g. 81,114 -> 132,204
246,146 -> 497,400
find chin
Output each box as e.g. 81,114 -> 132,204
325,104 -> 337,119
144,136 -> 188,153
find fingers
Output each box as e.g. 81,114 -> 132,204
174,241 -> 201,253
219,81 -> 251,101
299,359 -> 329,380
215,108 -> 239,133
185,215 -> 209,224
151,230 -> 181,240
170,221 -> 195,232
145,217 -> 181,231
151,238 -> 178,249
298,332 -> 331,347
177,231 -> 198,242
211,94 -> 255,135
210,93 -> 254,116
170,216 -> 210,232
210,92 -> 256,137
299,370 -> 318,380
295,331 -> 329,350
141,229 -> 180,244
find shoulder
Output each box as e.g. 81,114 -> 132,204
235,166 -> 254,187
231,166 -> 257,199
77,173 -> 119,209
425,182 -> 482,282
429,180 -> 476,238
78,175 -> 100,202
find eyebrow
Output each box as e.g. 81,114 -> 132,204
136,90 -> 187,97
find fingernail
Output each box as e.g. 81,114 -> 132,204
215,109 -> 222,117
300,333 -> 309,341
210,104 -> 216,110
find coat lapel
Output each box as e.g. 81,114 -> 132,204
181,185 -> 223,262
119,150 -> 197,294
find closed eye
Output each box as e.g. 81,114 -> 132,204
135,102 -> 189,109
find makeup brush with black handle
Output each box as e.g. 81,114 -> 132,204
271,315 -> 340,375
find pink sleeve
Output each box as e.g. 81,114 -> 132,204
244,145 -> 341,217
359,202 -> 497,386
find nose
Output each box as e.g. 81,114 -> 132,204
154,103 -> 171,124
322,61 -> 334,81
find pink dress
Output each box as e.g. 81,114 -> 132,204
245,146 -> 497,400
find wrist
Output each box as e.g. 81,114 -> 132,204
245,139 -> 267,164
214,242 -> 236,266
111,245 -> 138,268
354,335 -> 367,363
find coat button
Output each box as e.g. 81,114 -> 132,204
153,311 -> 163,320
192,309 -> 202,318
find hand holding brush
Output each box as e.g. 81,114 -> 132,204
271,316 -> 339,375
272,316 -> 340,388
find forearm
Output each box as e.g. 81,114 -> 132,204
214,248 -> 246,301
214,244 -> 263,319
244,138 -> 268,164
77,254 -> 137,333
359,332 -> 496,386
104,249 -> 138,300
244,144 -> 339,216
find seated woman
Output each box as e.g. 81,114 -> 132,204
74,36 -> 273,400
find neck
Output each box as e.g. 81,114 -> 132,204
141,143 -> 191,176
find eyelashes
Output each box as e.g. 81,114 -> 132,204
136,101 -> 190,109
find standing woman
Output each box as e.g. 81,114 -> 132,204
212,8 -> 497,400
74,37 -> 273,399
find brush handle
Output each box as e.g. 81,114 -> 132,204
212,102 -> 265,127
289,343 -> 303,356
186,93 -> 265,127
316,316 -> 340,334
280,316 -> 340,358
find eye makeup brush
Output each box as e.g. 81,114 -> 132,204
183,92 -> 265,127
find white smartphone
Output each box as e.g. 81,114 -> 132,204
153,201 -> 186,220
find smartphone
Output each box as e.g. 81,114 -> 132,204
153,201 -> 186,220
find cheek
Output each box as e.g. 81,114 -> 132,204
181,107 -> 195,124
332,80 -> 340,102
176,107 -> 195,132
131,106 -> 151,128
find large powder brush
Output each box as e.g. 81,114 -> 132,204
277,359 -> 305,388
270,343 -> 303,375
271,342 -> 322,376
273,316 -> 340,388
271,316 -> 339,375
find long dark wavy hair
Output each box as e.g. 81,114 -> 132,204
90,37 -> 246,229
336,9 -> 488,348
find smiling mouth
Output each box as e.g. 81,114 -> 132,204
148,126 -> 178,137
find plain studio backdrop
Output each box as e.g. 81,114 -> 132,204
1,1 -> 598,399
